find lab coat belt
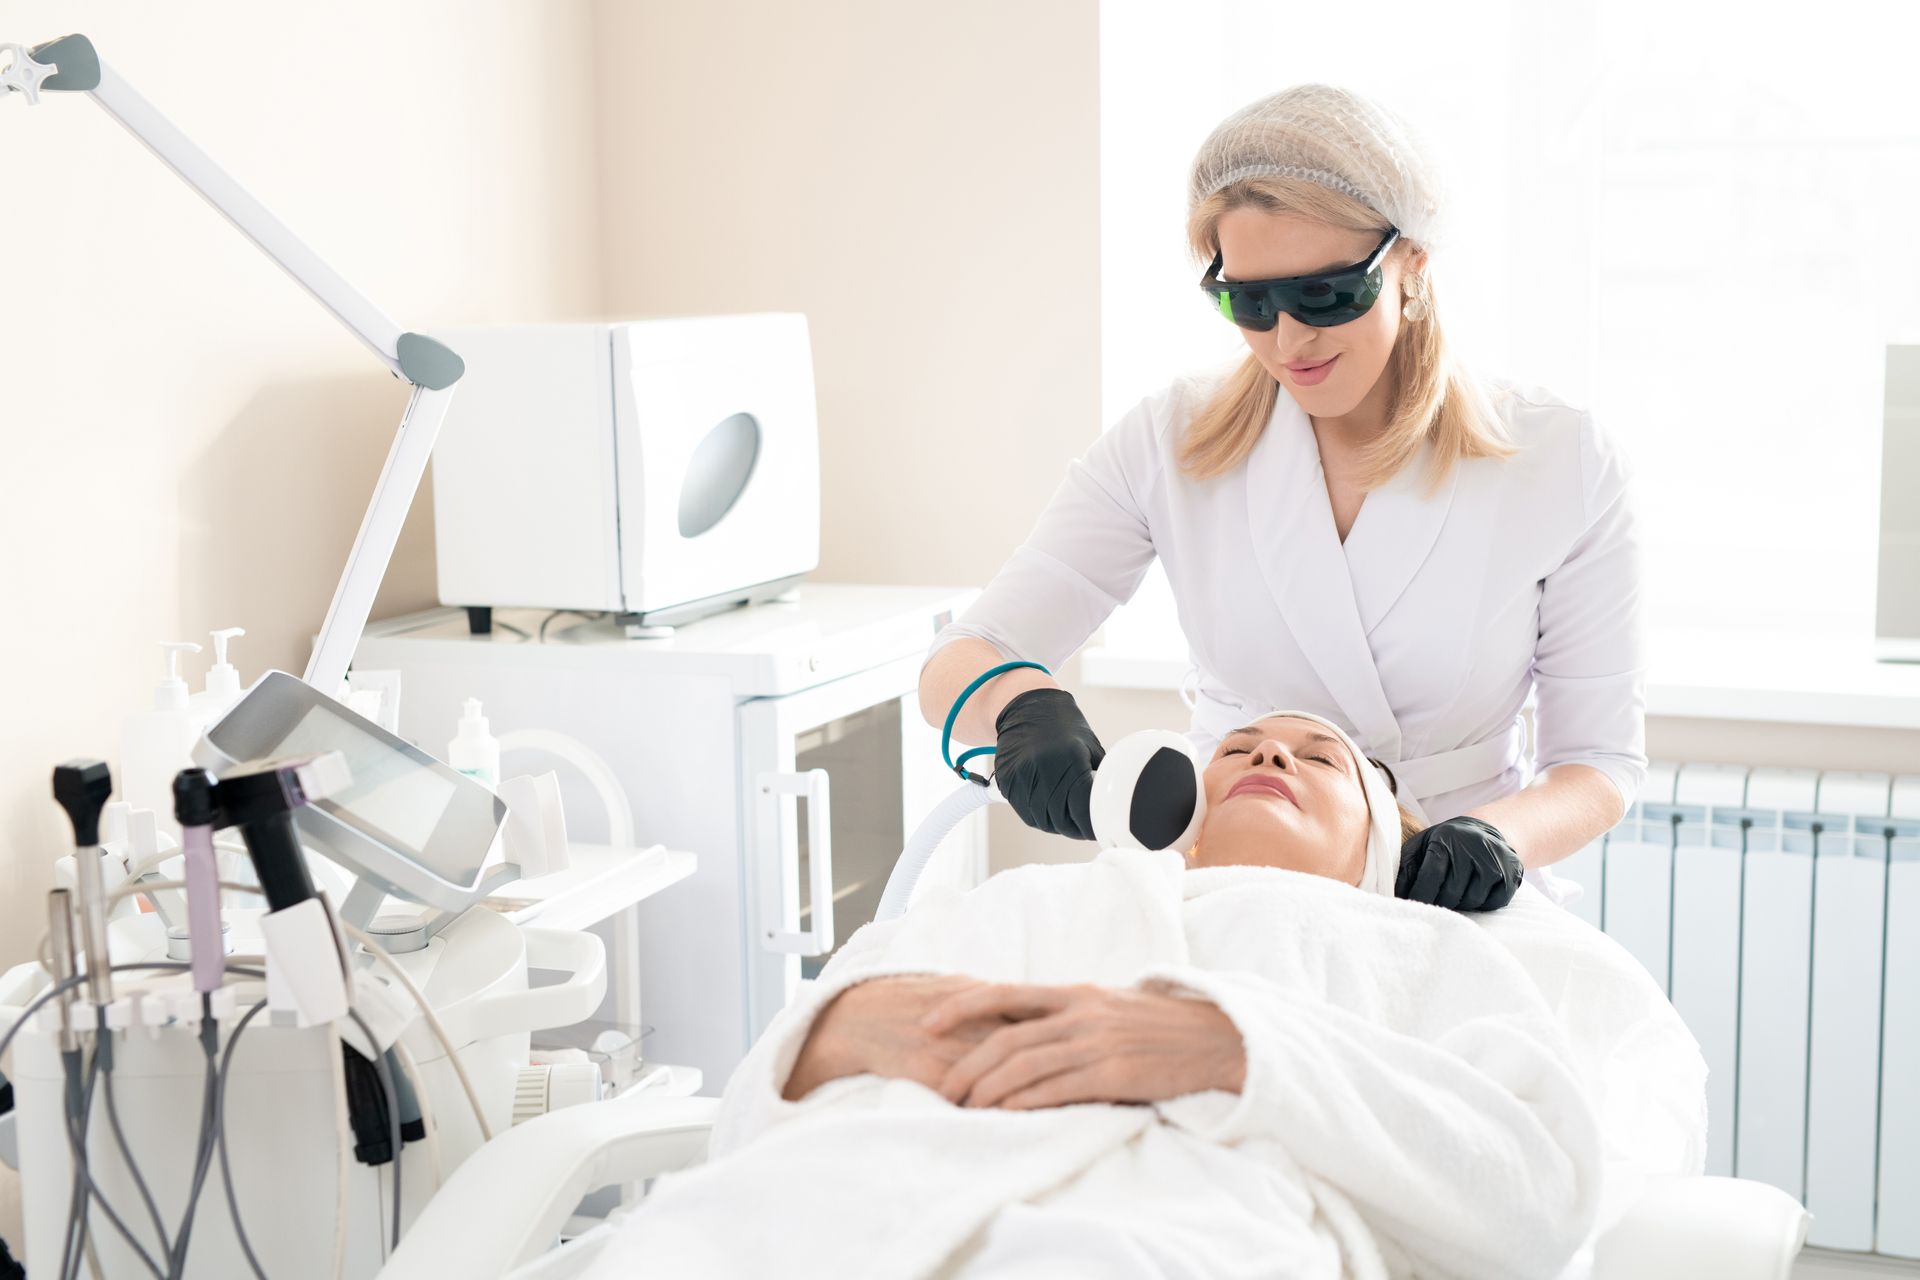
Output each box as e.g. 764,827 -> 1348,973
1382,720 -> 1525,802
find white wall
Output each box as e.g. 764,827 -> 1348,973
0,0 -> 604,1242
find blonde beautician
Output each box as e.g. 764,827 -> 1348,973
919,84 -> 1647,913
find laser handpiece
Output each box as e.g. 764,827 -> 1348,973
52,760 -> 115,1005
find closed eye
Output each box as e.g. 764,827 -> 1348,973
1219,748 -> 1337,766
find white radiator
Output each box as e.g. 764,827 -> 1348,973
1555,762 -> 1920,1257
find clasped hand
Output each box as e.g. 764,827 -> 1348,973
787,976 -> 1245,1111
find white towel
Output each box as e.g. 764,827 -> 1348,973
584,850 -> 1617,1280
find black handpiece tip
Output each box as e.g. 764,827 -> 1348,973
1128,747 -> 1200,851
52,759 -> 114,846
173,768 -> 219,827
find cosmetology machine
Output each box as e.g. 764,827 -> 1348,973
0,682 -> 628,1278
428,317 -> 823,632
0,32 -> 694,1276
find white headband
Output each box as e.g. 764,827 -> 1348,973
1232,708 -> 1405,897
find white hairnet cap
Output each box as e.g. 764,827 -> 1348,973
1237,708 -> 1405,897
1188,83 -> 1448,252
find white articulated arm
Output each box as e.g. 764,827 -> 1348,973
4,33 -> 463,695
379,1089 -> 722,1279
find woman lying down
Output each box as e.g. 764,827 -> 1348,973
572,710 -> 1706,1280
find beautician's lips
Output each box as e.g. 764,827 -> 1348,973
1286,354 -> 1338,387
1228,774 -> 1298,807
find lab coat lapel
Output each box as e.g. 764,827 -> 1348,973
1243,393 -> 1404,759
1342,435 -> 1459,638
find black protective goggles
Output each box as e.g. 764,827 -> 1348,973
1199,227 -> 1400,330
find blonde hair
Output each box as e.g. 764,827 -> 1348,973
1178,176 -> 1515,493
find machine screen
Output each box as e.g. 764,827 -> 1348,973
276,705 -> 458,851
199,670 -> 507,900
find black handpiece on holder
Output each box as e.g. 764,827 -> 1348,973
52,759 -> 113,848
213,759 -> 327,913
52,760 -> 117,1004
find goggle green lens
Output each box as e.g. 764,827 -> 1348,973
1201,227 -> 1399,331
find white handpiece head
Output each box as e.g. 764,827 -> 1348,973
1090,730 -> 1208,853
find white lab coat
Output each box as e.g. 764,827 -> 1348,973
932,370 -> 1648,827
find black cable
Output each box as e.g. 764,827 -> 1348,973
215,1000 -> 272,1280
538,609 -> 607,642
346,1009 -> 404,1254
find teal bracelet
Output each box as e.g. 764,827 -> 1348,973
941,660 -> 1051,784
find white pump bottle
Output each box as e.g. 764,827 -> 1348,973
120,641 -> 203,838
189,627 -> 248,731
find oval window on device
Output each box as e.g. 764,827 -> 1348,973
678,410 -> 762,538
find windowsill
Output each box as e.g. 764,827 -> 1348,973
1081,627 -> 1920,730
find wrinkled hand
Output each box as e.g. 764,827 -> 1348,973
921,982 -> 1245,1110
784,975 -> 1006,1101
1395,815 -> 1524,912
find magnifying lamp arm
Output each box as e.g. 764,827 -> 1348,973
7,32 -> 464,696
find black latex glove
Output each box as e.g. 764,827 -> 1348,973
991,687 -> 1106,840
1395,815 -> 1524,912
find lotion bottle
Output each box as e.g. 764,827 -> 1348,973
189,627 -> 247,731
449,698 -> 500,788
120,641 -> 203,839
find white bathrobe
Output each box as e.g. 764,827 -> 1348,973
577,849 -> 1703,1280
929,371 -> 1648,829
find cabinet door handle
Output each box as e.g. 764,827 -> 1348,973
757,769 -> 834,956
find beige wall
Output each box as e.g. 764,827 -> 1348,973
589,0 -> 1102,591
0,0 -> 604,1241
588,0 -> 1103,873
